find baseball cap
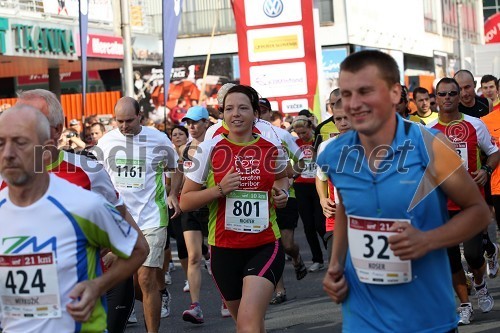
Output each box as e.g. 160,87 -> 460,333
182,106 -> 209,122
217,83 -> 237,106
69,119 -> 79,126
259,98 -> 272,110
298,109 -> 313,117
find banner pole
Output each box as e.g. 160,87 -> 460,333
198,0 -> 220,104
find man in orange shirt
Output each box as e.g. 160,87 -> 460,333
480,109 -> 500,278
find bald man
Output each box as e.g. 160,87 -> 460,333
454,70 -> 492,118
96,97 -> 181,333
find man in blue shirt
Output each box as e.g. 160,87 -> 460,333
319,50 -> 490,332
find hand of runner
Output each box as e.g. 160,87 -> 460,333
471,169 -> 488,186
320,198 -> 336,218
168,194 -> 181,218
219,167 -> 240,195
388,222 -> 430,260
66,280 -> 100,322
323,262 -> 348,303
272,187 -> 288,208
102,252 -> 118,269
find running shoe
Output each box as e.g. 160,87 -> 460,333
204,258 -> 212,276
485,243 -> 499,278
182,303 -> 204,324
221,302 -> 231,318
457,303 -> 473,325
183,280 -> 190,292
465,271 -> 474,296
161,289 -> 171,318
270,291 -> 287,305
475,282 -> 494,313
165,271 -> 172,285
127,308 -> 138,324
294,257 -> 308,280
308,262 -> 324,272
169,260 -> 176,271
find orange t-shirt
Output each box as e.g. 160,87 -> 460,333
481,110 -> 500,195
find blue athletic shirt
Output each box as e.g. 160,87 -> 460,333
317,115 -> 457,332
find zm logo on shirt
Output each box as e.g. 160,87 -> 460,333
1,236 -> 57,255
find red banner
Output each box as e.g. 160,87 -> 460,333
76,34 -> 124,59
485,13 -> 500,44
231,0 -> 320,115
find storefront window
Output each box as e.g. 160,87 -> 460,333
424,0 -> 438,33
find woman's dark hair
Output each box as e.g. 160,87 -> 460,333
170,125 -> 188,138
222,85 -> 261,117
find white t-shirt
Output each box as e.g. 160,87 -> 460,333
95,127 -> 178,230
0,174 -> 138,333
316,137 -> 339,204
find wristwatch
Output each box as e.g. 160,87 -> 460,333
481,165 -> 493,176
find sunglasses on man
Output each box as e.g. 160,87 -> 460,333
436,91 -> 459,97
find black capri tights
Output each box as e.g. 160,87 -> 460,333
447,211 -> 485,274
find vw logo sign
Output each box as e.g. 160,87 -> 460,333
263,0 -> 283,18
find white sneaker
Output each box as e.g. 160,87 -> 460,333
165,271 -> 172,285
475,282 -> 494,313
169,260 -> 176,271
457,303 -> 473,325
204,258 -> 212,276
127,308 -> 138,324
221,302 -> 231,318
308,262 -> 325,272
161,289 -> 171,318
485,243 -> 499,278
183,280 -> 190,293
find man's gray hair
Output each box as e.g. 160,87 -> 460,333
18,89 -> 65,127
1,105 -> 51,143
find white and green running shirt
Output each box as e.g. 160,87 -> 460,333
0,174 -> 138,333
96,127 -> 178,230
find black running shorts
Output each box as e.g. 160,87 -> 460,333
211,241 -> 285,301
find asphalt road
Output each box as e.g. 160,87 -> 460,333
126,221 -> 500,333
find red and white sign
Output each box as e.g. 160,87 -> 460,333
485,13 -> 500,44
232,0 -> 320,115
17,71 -> 101,85
77,34 -> 124,59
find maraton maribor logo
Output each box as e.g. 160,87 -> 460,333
263,0 -> 284,18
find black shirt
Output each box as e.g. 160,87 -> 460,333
459,96 -> 490,118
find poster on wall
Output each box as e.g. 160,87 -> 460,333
42,0 -> 113,23
232,0 -> 322,116
321,47 -> 348,103
133,57 -> 234,121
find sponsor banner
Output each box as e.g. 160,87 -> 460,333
162,0 -> 183,110
76,34 -> 124,59
42,0 -> 113,23
250,62 -> 307,97
485,13 -> 500,44
244,0 -> 302,26
232,0 -> 320,115
282,98 -> 308,114
17,71 -> 100,85
247,25 -> 304,62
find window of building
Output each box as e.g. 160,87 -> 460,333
318,0 -> 334,24
483,0 -> 500,21
441,0 -> 480,43
424,0 -> 438,33
179,0 -> 235,36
